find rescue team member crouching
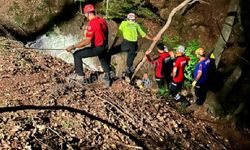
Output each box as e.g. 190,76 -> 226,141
66,4 -> 111,87
192,48 -> 211,105
145,43 -> 174,94
108,13 -> 159,80
169,45 -> 190,100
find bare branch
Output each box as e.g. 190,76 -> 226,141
131,0 -> 205,80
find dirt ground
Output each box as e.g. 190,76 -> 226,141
0,0 -> 250,149
0,37 -> 234,149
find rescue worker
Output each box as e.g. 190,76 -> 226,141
145,43 -> 173,94
66,4 -> 111,87
108,13 -> 158,80
207,52 -> 223,92
192,48 -> 211,105
169,45 -> 190,100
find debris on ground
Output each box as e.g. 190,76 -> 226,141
0,37 -> 230,149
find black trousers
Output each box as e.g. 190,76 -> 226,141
195,83 -> 208,105
73,45 -> 110,77
169,81 -> 183,96
155,77 -> 171,89
108,40 -> 138,72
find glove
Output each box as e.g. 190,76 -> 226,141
192,80 -> 197,87
66,45 -> 75,53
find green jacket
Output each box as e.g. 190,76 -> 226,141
118,20 -> 146,42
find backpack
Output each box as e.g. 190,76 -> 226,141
161,56 -> 173,78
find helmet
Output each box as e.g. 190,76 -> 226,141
83,4 -> 95,14
164,46 -> 168,52
127,13 -> 136,20
210,53 -> 215,59
177,45 -> 185,54
195,48 -> 205,56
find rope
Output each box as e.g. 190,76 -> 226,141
0,43 -> 65,51
0,43 -> 102,71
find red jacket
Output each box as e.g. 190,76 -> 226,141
146,52 -> 170,78
172,56 -> 190,83
86,17 -> 108,47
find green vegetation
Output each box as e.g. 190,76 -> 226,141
183,40 -> 200,86
158,87 -> 171,99
162,34 -> 180,48
14,15 -> 22,25
99,0 -> 160,21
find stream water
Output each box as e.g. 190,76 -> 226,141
26,29 -> 102,71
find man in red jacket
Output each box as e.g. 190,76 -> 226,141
145,43 -> 174,93
66,4 -> 111,87
170,45 -> 190,100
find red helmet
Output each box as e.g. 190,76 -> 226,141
83,4 -> 95,14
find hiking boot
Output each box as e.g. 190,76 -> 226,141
66,73 -> 84,82
109,70 -> 116,80
122,71 -> 132,83
174,93 -> 181,101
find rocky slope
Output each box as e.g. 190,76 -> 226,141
0,37 -> 231,149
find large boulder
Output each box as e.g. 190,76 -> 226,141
0,0 -> 74,38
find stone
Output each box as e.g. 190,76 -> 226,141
0,0 -> 74,38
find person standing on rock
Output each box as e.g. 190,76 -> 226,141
191,48 -> 211,106
169,45 -> 190,100
108,13 -> 158,81
66,4 -> 111,87
145,43 -> 174,95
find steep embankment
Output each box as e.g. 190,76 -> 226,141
0,37 -> 230,149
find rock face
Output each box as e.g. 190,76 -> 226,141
148,0 -> 167,9
0,0 -> 74,38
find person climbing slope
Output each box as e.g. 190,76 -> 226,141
108,13 -> 159,81
66,4 -> 111,87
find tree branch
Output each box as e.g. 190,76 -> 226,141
131,0 -> 204,80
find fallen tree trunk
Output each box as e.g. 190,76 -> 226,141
213,0 -> 240,67
131,0 -> 204,80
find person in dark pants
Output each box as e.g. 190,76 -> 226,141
192,48 -> 211,105
66,4 -> 111,87
169,45 -> 190,100
108,13 -> 158,81
145,43 -> 174,94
